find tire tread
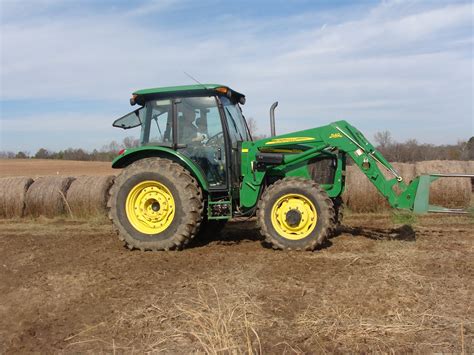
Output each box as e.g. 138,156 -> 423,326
107,157 -> 203,251
257,177 -> 335,251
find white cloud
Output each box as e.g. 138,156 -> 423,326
0,0 -> 472,150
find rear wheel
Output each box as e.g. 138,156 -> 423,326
257,178 -> 335,251
108,157 -> 203,251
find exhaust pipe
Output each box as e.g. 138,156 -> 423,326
270,101 -> 278,137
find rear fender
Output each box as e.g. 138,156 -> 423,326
112,146 -> 209,192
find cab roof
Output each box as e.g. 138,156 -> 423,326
132,83 -> 245,105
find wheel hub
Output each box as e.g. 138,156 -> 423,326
151,201 -> 160,212
285,209 -> 302,226
125,181 -> 175,234
271,193 -> 318,240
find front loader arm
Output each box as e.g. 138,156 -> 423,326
322,121 -> 413,209
323,121 -> 473,213
240,120 -> 472,213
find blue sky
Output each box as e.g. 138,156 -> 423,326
0,0 -> 473,153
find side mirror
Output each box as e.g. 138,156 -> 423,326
270,101 -> 278,137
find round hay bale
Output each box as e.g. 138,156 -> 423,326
415,160 -> 471,208
343,162 -> 416,212
468,161 -> 474,172
66,175 -> 115,217
0,177 -> 34,218
25,176 -> 75,218
467,160 -> 474,191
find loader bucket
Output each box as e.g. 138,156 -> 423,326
412,173 -> 474,214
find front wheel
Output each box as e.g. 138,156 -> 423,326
108,157 -> 204,251
257,178 -> 335,251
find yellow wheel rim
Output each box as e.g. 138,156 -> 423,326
125,180 -> 175,234
271,193 -> 318,240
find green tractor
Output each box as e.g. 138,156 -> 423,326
108,84 -> 472,251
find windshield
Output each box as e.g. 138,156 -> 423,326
220,96 -> 251,143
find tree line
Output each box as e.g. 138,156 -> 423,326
373,131 -> 473,162
1,132 -> 473,162
0,136 -> 139,162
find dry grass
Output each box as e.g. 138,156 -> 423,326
64,282 -> 264,354
0,176 -> 34,218
295,259 -> 472,352
297,305 -> 471,352
171,284 -> 262,354
296,226 -> 472,352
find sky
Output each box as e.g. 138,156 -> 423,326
0,0 -> 473,154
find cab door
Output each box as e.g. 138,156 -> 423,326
175,97 -> 227,188
219,96 -> 251,190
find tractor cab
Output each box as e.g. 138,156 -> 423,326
112,84 -> 251,192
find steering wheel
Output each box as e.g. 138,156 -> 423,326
205,131 -> 224,147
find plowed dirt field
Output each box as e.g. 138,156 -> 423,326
1,214 -> 472,353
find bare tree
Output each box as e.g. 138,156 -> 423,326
35,148 -> 50,159
0,151 -> 15,159
15,151 -> 29,159
246,117 -> 258,137
467,137 -> 474,160
102,140 -> 121,153
374,131 -> 393,148
123,136 -> 140,148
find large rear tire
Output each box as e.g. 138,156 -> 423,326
257,178 -> 335,251
108,157 -> 203,251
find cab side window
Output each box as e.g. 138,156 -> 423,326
141,100 -> 172,145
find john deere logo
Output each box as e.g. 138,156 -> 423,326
329,133 -> 343,139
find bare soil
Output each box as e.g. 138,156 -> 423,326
0,213 -> 472,353
0,159 -> 116,177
